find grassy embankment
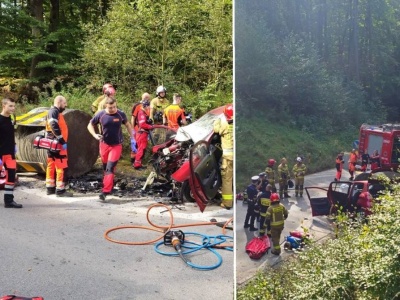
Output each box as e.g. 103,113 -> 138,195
236,116 -> 357,190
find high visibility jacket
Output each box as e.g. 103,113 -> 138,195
349,153 -> 357,164
150,97 -> 169,120
213,118 -> 233,157
258,191 -> 271,216
266,203 -> 288,227
91,95 -> 105,113
293,163 -> 307,179
163,104 -> 185,129
265,166 -> 275,182
45,106 -> 68,142
278,164 -> 290,180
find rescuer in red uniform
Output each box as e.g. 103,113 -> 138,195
133,99 -> 154,170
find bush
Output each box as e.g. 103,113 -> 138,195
237,186 -> 400,299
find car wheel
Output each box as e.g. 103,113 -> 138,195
181,180 -> 195,202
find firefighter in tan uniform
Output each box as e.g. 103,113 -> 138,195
45,95 -> 73,197
213,103 -> 233,209
266,193 -> 288,255
265,158 -> 277,192
91,83 -> 113,114
278,157 -> 291,198
292,157 -> 307,197
150,86 -> 169,124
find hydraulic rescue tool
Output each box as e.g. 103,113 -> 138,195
164,230 -> 188,263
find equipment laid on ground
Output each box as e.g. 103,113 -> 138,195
164,230 -> 187,263
33,135 -> 63,152
0,296 -> 44,300
245,235 -> 270,259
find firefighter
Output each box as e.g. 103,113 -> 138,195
265,159 -> 277,192
292,157 -> 307,197
45,95 -> 73,197
150,85 -> 169,124
258,184 -> 272,237
163,93 -> 187,130
265,193 -> 288,255
361,151 -> 370,172
278,157 -> 291,198
133,98 -> 154,170
130,92 -> 151,164
0,98 -> 22,208
91,83 -> 113,114
87,97 -> 134,200
213,103 -> 233,209
335,152 -> 344,181
96,86 -> 116,113
370,150 -> 380,170
244,176 -> 259,231
348,149 -> 357,180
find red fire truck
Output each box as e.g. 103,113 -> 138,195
358,123 -> 400,170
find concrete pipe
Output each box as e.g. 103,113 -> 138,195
15,108 -> 99,178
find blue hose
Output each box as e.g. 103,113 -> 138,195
154,232 -> 233,270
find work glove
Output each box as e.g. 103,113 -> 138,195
94,134 -> 103,141
132,129 -> 136,136
130,138 -> 137,153
0,158 -> 2,167
57,137 -> 66,145
62,144 -> 68,150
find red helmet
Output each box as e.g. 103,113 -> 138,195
268,159 -> 276,166
223,103 -> 233,121
102,83 -> 113,93
270,193 -> 280,202
104,86 -> 116,97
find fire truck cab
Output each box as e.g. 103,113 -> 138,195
358,123 -> 400,169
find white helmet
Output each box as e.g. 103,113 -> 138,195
296,157 -> 302,162
156,85 -> 166,96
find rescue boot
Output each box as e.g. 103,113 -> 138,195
47,187 -> 56,195
267,230 -> 272,237
249,227 -> 258,232
271,249 -> 281,256
4,194 -> 23,208
56,190 -> 74,197
99,192 -> 110,201
284,193 -> 291,198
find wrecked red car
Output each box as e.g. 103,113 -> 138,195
148,106 -> 225,212
305,168 -> 397,218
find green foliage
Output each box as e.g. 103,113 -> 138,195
235,113 -> 351,190
80,0 -> 232,95
238,186 -> 400,299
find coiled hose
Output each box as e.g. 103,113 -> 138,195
104,203 -> 233,270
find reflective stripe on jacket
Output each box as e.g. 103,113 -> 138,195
266,203 -> 288,227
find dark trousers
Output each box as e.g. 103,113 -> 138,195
244,203 -> 256,228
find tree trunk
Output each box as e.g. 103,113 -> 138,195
348,0 -> 360,81
28,0 -> 44,80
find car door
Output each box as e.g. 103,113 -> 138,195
188,140 -> 222,212
304,186 -> 331,216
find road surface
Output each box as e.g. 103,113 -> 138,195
0,177 -> 234,300
236,168 -> 347,285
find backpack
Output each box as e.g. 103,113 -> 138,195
131,102 -> 142,126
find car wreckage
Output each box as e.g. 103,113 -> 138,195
145,106 -> 225,212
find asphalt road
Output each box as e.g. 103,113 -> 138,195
0,178 -> 234,300
236,168 -> 346,285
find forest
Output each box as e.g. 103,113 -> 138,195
235,0 -> 400,186
0,0 -> 232,114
